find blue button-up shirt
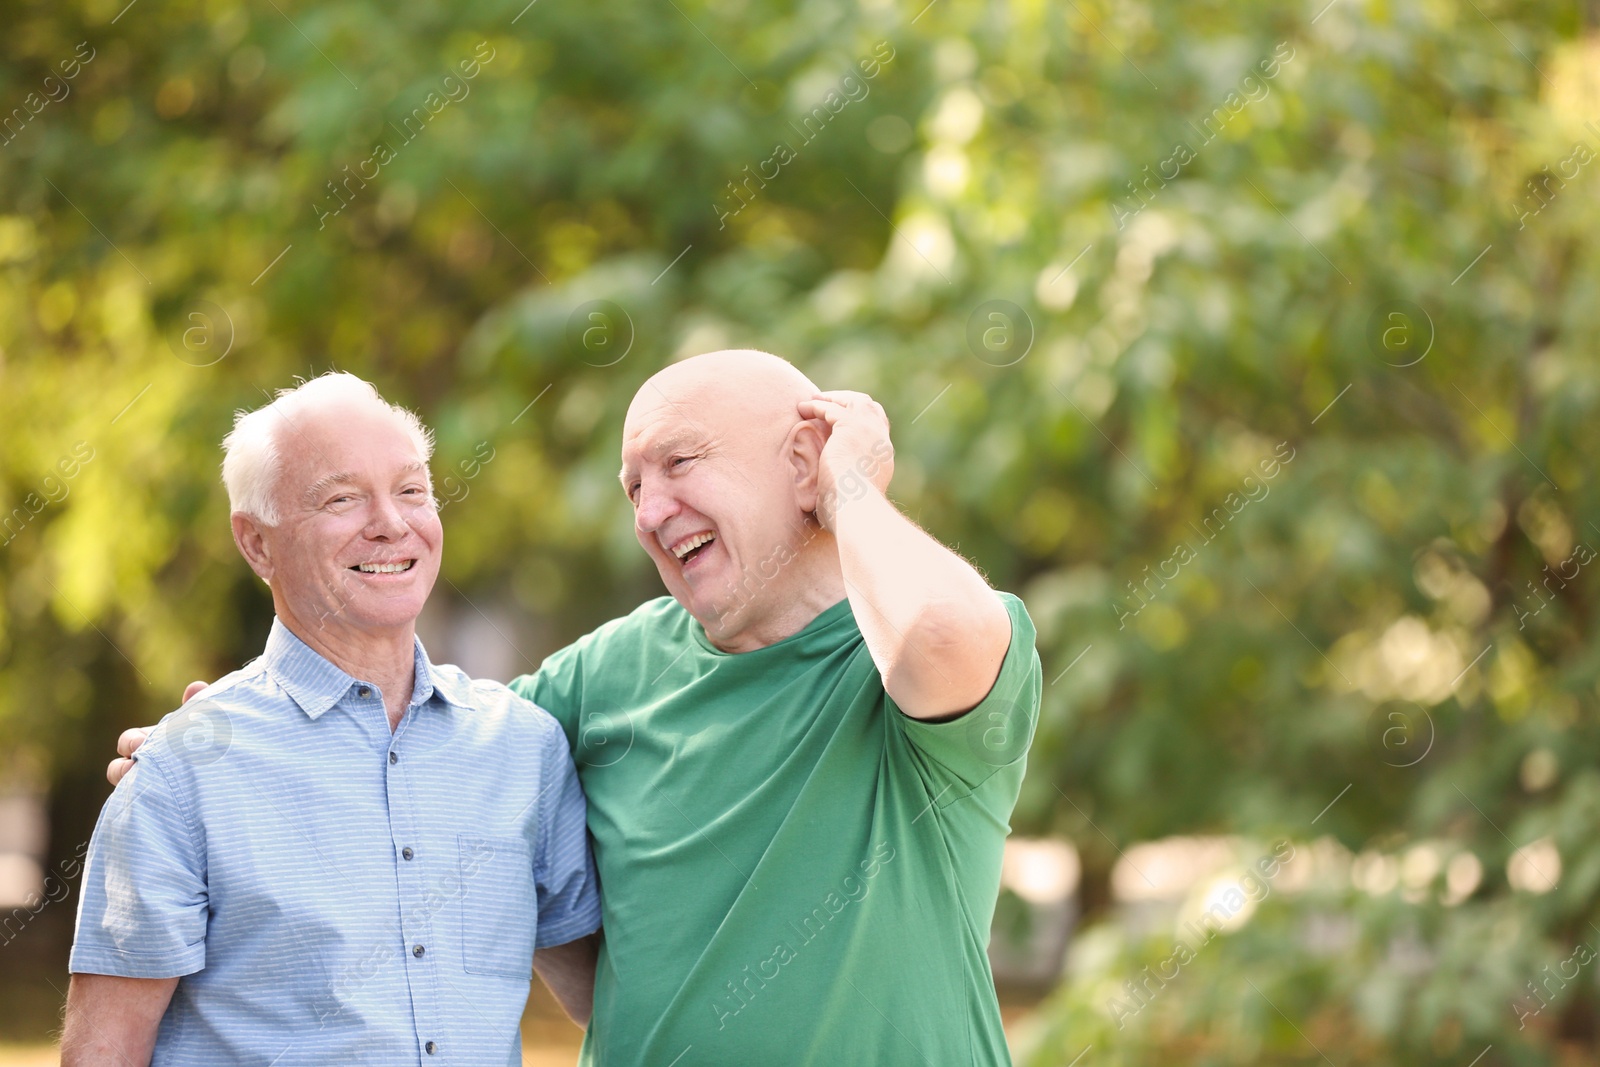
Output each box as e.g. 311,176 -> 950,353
71,618 -> 601,1066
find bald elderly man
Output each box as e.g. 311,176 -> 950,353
113,351 -> 1042,1065
70,374 -> 600,1066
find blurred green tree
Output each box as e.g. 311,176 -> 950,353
2,0 -> 1598,1061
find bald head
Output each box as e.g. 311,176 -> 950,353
619,348 -> 840,649
626,349 -> 819,438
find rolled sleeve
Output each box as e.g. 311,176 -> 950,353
70,754 -> 209,978
531,724 -> 602,949
894,592 -> 1043,787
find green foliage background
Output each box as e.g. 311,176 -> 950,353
3,0 -> 1599,1061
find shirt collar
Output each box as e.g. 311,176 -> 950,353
261,618 -> 474,720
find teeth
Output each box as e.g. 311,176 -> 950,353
357,561 -> 413,574
671,532 -> 715,560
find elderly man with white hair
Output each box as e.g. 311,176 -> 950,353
63,373 -> 601,1066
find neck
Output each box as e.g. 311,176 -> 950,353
701,529 -> 846,653
274,595 -> 417,729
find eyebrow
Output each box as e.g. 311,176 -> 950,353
305,471 -> 357,502
304,462 -> 429,502
618,431 -> 702,484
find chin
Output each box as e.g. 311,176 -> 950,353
653,560 -> 737,634
348,592 -> 430,631
665,585 -> 706,621
694,593 -> 748,639
660,583 -> 710,623
349,612 -> 424,634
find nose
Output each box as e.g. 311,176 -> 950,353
363,493 -> 410,541
633,478 -> 679,537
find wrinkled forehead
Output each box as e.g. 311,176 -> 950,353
620,390 -> 706,472
280,404 -> 429,488
620,365 -> 800,476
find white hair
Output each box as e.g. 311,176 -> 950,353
221,372 -> 435,525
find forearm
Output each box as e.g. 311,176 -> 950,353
61,973 -> 177,1067
832,487 -> 1011,717
533,931 -> 599,1027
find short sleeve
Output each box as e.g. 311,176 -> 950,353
70,754 -> 209,978
894,592 -> 1043,788
511,643 -> 583,753
531,721 -> 602,949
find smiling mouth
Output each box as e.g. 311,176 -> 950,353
669,531 -> 716,566
351,560 -> 416,574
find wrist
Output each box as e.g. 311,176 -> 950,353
818,476 -> 887,532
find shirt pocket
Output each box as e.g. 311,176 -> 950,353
457,834 -> 537,980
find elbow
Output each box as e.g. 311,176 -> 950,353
910,594 -> 1009,667
892,597 -> 1011,717
905,600 -> 978,662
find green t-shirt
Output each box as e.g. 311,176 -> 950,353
510,591 -> 1041,1066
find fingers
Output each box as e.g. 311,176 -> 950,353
117,728 -> 150,758
811,389 -> 882,408
812,388 -> 864,412
799,392 -> 889,426
182,680 -> 207,704
811,389 -> 873,404
796,406 -> 836,429
106,756 -> 134,787
110,726 -> 155,785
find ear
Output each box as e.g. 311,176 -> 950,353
789,418 -> 828,513
231,512 -> 276,585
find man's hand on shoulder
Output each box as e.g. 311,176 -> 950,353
105,679 -> 209,787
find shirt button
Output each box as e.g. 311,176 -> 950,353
389,751 -> 398,764
413,944 -> 425,958
358,686 -> 371,697
425,1041 -> 437,1055
402,847 -> 414,861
